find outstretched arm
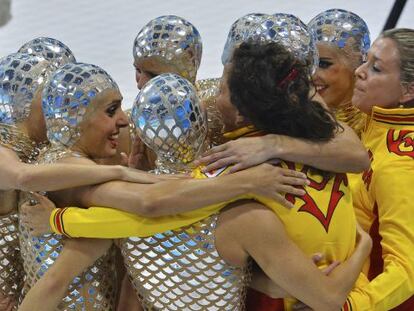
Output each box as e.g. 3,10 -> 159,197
80,164 -> 308,217
218,202 -> 372,311
0,146 -> 166,192
197,122 -> 369,174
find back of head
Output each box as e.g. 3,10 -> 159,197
381,28 -> 414,86
42,62 -> 118,147
0,52 -> 54,125
132,73 -> 207,172
18,37 -> 76,68
308,9 -> 370,69
222,13 -> 318,74
228,41 -> 338,141
133,15 -> 202,83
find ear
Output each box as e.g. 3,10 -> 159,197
235,110 -> 249,127
400,82 -> 414,105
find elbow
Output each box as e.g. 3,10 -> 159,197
348,149 -> 370,173
135,194 -> 163,218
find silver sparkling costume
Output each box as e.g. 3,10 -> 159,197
308,9 -> 371,136
133,15 -> 224,146
19,63 -> 118,310
123,73 -> 250,310
0,53 -> 53,307
222,13 -> 319,74
18,37 -> 76,68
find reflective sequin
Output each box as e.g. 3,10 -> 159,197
18,37 -> 76,68
19,223 -> 117,310
0,212 -> 23,309
195,78 -> 225,146
308,9 -> 370,61
132,73 -> 207,174
0,53 -> 55,124
133,15 -> 202,83
122,215 -> 250,311
126,74 -> 250,310
222,13 -> 319,73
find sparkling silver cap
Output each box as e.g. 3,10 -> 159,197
0,52 -> 54,125
133,15 -> 202,82
18,37 -> 76,68
42,62 -> 119,147
308,9 -> 370,62
131,73 -> 207,172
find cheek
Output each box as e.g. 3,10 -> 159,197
137,74 -> 152,90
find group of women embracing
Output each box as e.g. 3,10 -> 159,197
0,7 -> 413,311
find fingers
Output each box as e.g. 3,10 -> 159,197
321,260 -> 341,275
279,168 -> 307,179
278,185 -> 306,196
281,175 -> 310,186
228,163 -> 247,173
202,156 -> 235,173
272,193 -> 295,209
201,144 -> 227,157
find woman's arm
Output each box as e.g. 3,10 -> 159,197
197,122 -> 369,174
220,202 -> 372,311
0,146 -> 166,192
20,164 -> 309,237
348,165 -> 414,310
80,164 -> 308,216
18,238 -> 112,311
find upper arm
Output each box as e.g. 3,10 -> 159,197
374,163 -> 414,280
347,163 -> 414,310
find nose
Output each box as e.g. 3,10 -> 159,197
355,62 -> 367,80
117,109 -> 129,128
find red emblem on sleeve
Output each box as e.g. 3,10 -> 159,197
387,129 -> 414,159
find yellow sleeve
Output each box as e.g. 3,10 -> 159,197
50,203 -> 226,238
348,162 -> 414,310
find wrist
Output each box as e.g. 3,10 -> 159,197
117,165 -> 127,181
264,134 -> 284,159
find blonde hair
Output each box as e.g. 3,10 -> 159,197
381,28 -> 414,85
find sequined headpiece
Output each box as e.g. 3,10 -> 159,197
308,9 -> 370,64
18,37 -> 76,68
133,15 -> 202,83
42,62 -> 119,147
0,52 -> 54,125
222,13 -> 318,73
131,73 -> 207,172
221,13 -> 268,65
